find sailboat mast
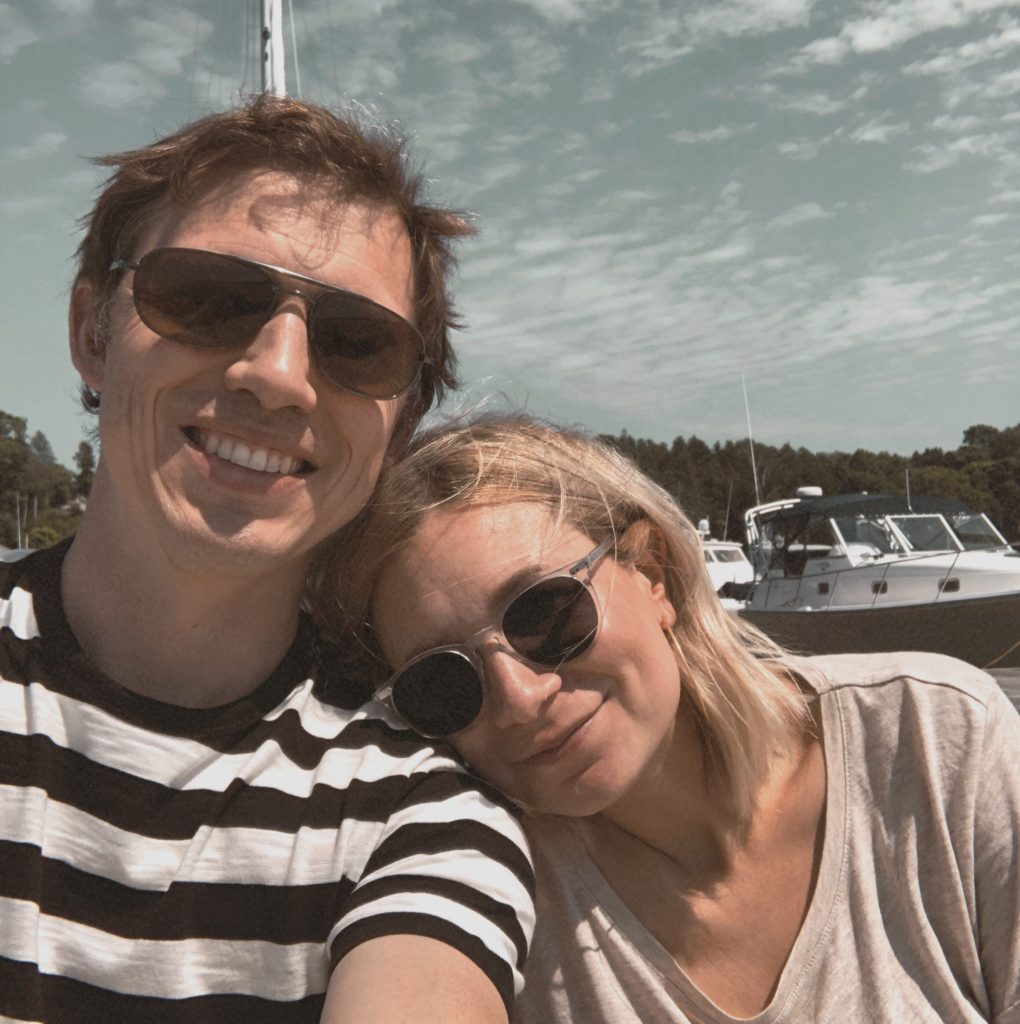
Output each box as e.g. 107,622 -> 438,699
741,369 -> 762,506
261,0 -> 286,96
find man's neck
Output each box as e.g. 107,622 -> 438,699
62,510 -> 309,709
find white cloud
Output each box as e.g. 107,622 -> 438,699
797,35 -> 850,65
492,24 -> 565,99
670,124 -> 755,143
692,236 -> 755,264
841,0 -> 1019,54
686,0 -> 815,42
78,61 -> 167,109
0,2 -> 40,62
971,211 -> 1011,224
508,0 -> 621,24
3,130 -> 68,162
777,91 -> 846,116
0,194 -> 55,216
904,16 -> 1020,75
130,9 -> 214,78
931,113 -> 985,131
48,0 -> 94,18
850,118 -> 910,142
769,202 -> 834,228
777,138 -> 828,159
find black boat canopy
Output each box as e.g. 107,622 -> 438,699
753,493 -> 975,526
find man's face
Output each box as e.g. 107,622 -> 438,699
76,171 -> 413,579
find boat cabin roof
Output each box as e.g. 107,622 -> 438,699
750,493 -> 974,526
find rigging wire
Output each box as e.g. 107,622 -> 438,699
186,7 -> 203,117
323,0 -> 342,101
286,0 -> 302,97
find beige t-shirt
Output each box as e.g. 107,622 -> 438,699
514,653 -> 1020,1023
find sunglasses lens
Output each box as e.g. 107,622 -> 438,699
391,651 -> 484,737
133,250 -> 274,348
312,294 -> 423,399
503,578 -> 599,664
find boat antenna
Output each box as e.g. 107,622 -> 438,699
261,0 -> 286,96
905,466 -> 912,512
741,369 -> 762,506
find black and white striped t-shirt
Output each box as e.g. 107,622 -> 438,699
0,542 -> 534,1023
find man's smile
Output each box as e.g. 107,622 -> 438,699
185,427 -> 312,476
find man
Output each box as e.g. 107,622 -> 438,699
0,95 -> 533,1023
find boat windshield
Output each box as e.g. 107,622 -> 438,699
833,515 -> 904,555
946,512 -> 1009,550
888,514 -> 959,552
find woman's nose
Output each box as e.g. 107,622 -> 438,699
479,646 -> 562,728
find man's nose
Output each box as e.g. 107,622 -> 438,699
479,645 -> 562,728
222,298 -> 318,412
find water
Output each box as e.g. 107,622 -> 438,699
989,667 -> 1020,712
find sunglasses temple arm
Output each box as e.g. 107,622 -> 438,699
569,536 -> 615,575
372,682 -> 395,705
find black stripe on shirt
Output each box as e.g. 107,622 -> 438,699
343,870 -> 530,969
0,729 -> 470,837
0,840 -> 351,943
0,956 -> 326,1024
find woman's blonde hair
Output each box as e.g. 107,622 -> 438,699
310,412 -> 811,821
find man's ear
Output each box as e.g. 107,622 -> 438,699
69,281 -> 106,393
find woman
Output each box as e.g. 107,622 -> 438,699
311,413 -> 1020,1023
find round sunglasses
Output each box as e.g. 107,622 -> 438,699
110,247 -> 427,400
373,537 -> 614,738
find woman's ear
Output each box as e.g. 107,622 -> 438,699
620,519 -> 677,629
69,281 -> 105,393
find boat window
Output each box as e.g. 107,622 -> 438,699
764,517 -> 837,575
889,514 -> 959,552
713,548 -> 749,563
703,551 -> 715,563
833,515 -> 902,554
804,520 -> 839,558
947,513 -> 1008,550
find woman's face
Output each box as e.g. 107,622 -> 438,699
371,502 -> 683,817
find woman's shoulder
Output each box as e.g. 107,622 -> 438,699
797,651 -> 1001,707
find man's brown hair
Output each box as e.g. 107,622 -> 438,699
75,93 -> 474,439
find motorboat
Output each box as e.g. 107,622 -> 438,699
703,539 -> 755,591
738,488 -> 1020,669
702,539 -> 755,610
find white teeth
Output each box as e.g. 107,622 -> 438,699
193,429 -> 303,475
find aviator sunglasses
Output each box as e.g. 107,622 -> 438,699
111,247 -> 427,400
374,537 -> 614,738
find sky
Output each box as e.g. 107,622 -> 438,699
1,0 -> 1019,469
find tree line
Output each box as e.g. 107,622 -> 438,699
1,411 -> 93,549
602,422 -> 1020,546
3,406 -> 1018,550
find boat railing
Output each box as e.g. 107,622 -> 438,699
754,546 -> 977,610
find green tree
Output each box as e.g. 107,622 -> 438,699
74,440 -> 95,497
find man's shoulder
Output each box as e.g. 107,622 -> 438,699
0,545 -> 36,593
1,544 -> 58,632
